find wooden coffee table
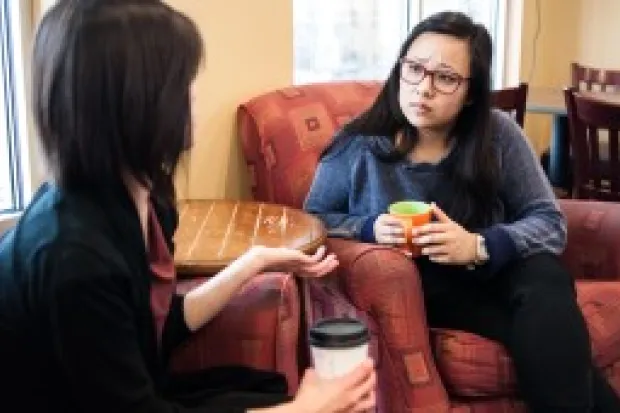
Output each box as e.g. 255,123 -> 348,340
174,200 -> 327,275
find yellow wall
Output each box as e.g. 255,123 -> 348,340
166,1 -> 292,200
30,1 -> 620,199
519,0 -> 620,155
519,0 -> 581,154
578,0 -> 620,68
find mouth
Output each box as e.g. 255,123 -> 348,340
409,102 -> 431,113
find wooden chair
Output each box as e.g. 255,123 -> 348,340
491,82 -> 528,127
564,87 -> 620,201
571,62 -> 620,92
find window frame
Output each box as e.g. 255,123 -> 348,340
0,0 -> 23,213
293,0 -> 509,88
0,0 -> 37,233
406,0 -> 508,88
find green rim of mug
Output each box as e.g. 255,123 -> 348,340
388,201 -> 431,215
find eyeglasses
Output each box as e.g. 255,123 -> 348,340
399,58 -> 470,95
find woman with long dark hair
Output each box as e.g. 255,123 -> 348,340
305,11 -> 619,412
0,1 -> 376,412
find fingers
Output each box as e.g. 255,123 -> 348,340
377,214 -> 405,226
342,359 -> 374,390
414,230 -> 455,246
428,254 -> 452,264
351,390 -> 377,412
349,368 -> 376,402
301,254 -> 339,277
431,202 -> 452,223
376,221 -> 406,245
412,222 -> 452,237
420,244 -> 449,256
309,245 -> 327,262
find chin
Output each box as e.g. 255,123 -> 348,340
404,113 -> 439,129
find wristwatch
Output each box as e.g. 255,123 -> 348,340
474,234 -> 489,265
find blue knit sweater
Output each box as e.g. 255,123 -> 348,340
303,109 -> 566,275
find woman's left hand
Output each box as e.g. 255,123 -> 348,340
412,204 -> 478,265
250,245 -> 339,277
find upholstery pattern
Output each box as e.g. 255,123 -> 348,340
238,81 -> 620,412
169,273 -> 300,395
432,282 -> 620,399
238,81 -> 382,208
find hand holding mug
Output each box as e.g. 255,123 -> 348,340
412,203 -> 478,265
373,214 -> 406,246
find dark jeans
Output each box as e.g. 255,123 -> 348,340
417,253 -> 620,413
164,365 -> 290,412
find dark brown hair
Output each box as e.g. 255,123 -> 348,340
341,11 -> 497,229
33,0 -> 203,204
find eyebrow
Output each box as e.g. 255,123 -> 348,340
406,56 -> 458,72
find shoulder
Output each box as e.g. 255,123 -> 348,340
489,108 -> 532,153
320,133 -> 391,163
490,108 -> 523,139
9,184 -> 132,280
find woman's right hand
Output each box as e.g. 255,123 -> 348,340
290,359 -> 376,413
374,214 -> 406,245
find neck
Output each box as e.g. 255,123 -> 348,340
123,173 -> 150,247
416,126 -> 451,149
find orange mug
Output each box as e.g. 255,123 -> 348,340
388,201 -> 431,257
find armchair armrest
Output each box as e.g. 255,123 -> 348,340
170,272 -> 300,395
323,238 -> 450,412
559,199 -> 620,280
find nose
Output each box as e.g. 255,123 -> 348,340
414,73 -> 433,97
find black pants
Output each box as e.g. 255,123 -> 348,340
417,253 -> 620,413
164,365 -> 290,412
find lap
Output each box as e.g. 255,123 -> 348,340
417,253 -> 576,345
164,365 -> 289,410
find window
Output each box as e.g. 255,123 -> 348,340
0,0 -> 23,213
294,0 -> 506,87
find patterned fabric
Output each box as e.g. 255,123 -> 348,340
433,282 -> 620,398
238,81 -> 382,208
237,81 -> 620,412
163,273 -> 301,396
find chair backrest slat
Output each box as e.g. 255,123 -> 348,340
564,87 -> 620,201
572,62 -> 620,93
491,83 -> 528,127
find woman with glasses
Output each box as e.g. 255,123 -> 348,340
304,11 -> 620,412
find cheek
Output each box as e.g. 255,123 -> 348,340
398,86 -> 408,113
437,90 -> 469,119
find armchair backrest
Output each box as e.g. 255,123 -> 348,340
559,199 -> 620,280
237,81 -> 536,207
237,82 -> 381,208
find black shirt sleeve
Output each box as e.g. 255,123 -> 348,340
161,293 -> 192,362
46,245 -> 222,413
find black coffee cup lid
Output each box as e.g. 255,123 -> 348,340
309,317 -> 370,348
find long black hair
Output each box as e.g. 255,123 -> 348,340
341,11 -> 498,229
33,0 -> 204,207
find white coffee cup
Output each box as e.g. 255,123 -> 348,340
309,317 -> 370,379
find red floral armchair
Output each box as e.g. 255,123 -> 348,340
237,81 -> 620,412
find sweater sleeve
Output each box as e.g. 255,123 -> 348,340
303,136 -> 377,241
46,245 -> 245,413
481,111 -> 567,273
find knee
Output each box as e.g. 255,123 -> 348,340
344,249 -> 423,311
505,254 -> 576,305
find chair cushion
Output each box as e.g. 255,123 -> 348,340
432,281 -> 620,398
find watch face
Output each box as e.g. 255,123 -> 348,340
479,236 -> 489,261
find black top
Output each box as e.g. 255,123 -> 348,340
0,183 -> 287,412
